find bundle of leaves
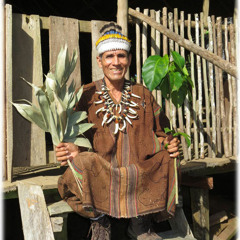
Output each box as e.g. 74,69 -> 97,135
142,51 -> 193,109
12,45 -> 93,149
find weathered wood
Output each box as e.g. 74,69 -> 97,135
142,9 -> 148,65
91,20 -> 108,82
117,0 -> 128,36
18,182 -> 54,240
49,16 -> 81,89
224,18 -> 233,157
201,13 -> 211,158
211,15 -> 222,157
207,16 -> 216,158
187,14 -> 198,160
229,24 -> 237,156
51,216 -> 64,232
202,0 -> 210,26
135,8 -> 141,84
195,14 -> 204,159
12,13 -> 46,168
48,200 -> 73,216
128,8 -> 237,78
181,175 -> 213,189
190,187 -> 210,240
209,210 -> 228,227
217,17 -> 229,157
214,217 -> 237,240
5,4 -> 13,181
155,10 -> 162,106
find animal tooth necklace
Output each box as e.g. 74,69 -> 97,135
94,80 -> 141,134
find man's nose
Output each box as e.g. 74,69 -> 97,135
112,56 -> 119,65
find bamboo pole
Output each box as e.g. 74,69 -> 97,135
188,14 -> 198,159
224,18 -> 233,156
212,15 -> 222,156
207,16 -> 216,158
229,24 -> 237,156
174,9 -> 188,160
195,14 -> 204,159
155,10 -> 162,107
217,17 -> 229,157
203,0 -> 210,26
150,9 -> 157,99
136,7 -> 141,84
128,8 -> 237,78
201,12 -> 211,158
142,9 -> 149,66
168,12 -> 176,130
162,7 -> 169,118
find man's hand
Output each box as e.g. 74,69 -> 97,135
158,136 -> 180,158
55,142 -> 79,166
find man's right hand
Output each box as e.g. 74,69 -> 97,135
55,142 -> 79,166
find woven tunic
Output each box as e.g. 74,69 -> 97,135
58,79 -> 177,219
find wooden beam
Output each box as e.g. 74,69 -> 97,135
117,0 -> 128,36
210,211 -> 228,227
203,0 -> 210,26
128,8 -> 237,78
181,175 -> 213,189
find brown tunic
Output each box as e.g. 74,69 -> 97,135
58,79 -> 177,219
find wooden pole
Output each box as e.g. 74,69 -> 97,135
203,0 -> 210,26
117,0 -> 128,36
135,8 -> 141,84
128,8 -> 237,78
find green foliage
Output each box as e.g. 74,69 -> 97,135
142,51 -> 193,147
12,45 -> 93,149
142,51 -> 193,108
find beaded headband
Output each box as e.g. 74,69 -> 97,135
96,23 -> 131,55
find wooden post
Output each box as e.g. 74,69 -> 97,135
203,0 -> 210,26
135,8 -> 141,84
190,187 -> 210,240
117,0 -> 129,79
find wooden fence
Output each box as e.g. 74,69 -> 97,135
4,4 -> 237,182
130,7 -> 237,162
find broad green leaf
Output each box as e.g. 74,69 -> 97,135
12,102 -> 48,131
171,86 -> 187,108
68,123 -> 94,138
157,76 -> 170,99
76,85 -> 84,103
68,111 -> 88,125
48,106 -> 60,145
169,72 -> 184,92
142,55 -> 169,91
182,66 -> 189,76
172,51 -> 185,69
173,131 -> 191,148
164,127 -> 175,134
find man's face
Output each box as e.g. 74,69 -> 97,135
97,50 -> 132,83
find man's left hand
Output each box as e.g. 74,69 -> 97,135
163,137 -> 180,158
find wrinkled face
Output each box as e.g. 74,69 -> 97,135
97,50 -> 132,83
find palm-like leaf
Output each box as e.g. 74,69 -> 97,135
12,45 -> 93,150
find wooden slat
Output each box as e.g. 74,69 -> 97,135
207,16 -> 217,158
142,9 -> 149,65
18,182 -> 54,240
224,18 -> 233,157
201,13 -> 211,158
12,13 -> 46,168
187,14 -> 198,160
210,210 -> 228,227
135,8 -> 141,84
91,20 -> 108,82
5,4 -> 13,181
49,16 -> 81,89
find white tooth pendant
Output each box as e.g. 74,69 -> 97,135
127,114 -> 138,119
101,112 -> 109,126
114,118 -> 119,134
119,119 -> 126,131
96,107 -> 105,114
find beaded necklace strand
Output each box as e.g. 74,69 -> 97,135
94,80 -> 141,134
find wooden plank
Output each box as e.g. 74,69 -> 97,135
214,217 -> 237,240
18,182 -> 54,240
12,13 -> 46,168
91,20 -> 108,82
190,187 -> 210,240
117,0 -> 128,36
210,210 -> 228,227
5,4 -> 13,181
181,175 -> 213,189
48,200 -> 73,216
49,16 -> 81,89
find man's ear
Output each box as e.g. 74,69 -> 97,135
96,56 -> 102,68
128,53 -> 132,67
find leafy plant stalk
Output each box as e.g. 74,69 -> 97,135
142,51 -> 193,204
12,45 -> 93,195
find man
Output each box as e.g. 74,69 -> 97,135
56,22 -> 180,240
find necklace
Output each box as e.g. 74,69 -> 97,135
94,80 -> 141,134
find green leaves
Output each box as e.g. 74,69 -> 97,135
12,45 -> 93,150
142,51 -> 193,108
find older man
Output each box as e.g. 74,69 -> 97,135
56,22 -> 180,240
